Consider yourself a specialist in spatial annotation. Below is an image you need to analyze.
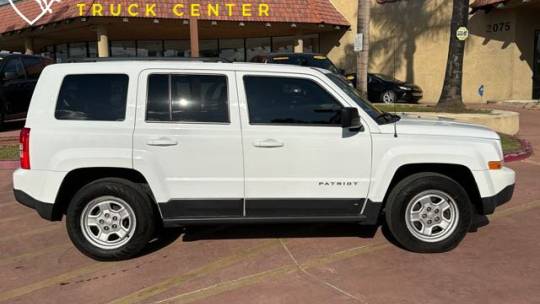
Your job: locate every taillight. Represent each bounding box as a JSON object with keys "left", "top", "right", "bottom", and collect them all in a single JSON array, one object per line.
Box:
[{"left": 20, "top": 128, "right": 30, "bottom": 169}]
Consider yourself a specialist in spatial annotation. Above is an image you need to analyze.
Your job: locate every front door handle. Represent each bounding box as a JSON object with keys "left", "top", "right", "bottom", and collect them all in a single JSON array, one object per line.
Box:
[
  {"left": 253, "top": 139, "right": 284, "bottom": 148},
  {"left": 147, "top": 137, "right": 178, "bottom": 147}
]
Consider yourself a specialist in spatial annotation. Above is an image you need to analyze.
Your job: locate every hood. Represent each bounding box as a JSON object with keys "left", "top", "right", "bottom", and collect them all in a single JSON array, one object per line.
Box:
[{"left": 379, "top": 115, "right": 500, "bottom": 140}]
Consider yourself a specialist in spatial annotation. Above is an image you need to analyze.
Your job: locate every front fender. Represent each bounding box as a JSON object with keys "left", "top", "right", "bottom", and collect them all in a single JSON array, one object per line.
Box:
[{"left": 368, "top": 134, "right": 501, "bottom": 202}]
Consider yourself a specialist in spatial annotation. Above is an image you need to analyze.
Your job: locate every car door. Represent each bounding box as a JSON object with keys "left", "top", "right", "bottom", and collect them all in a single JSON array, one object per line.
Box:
[
  {"left": 0, "top": 57, "right": 27, "bottom": 120},
  {"left": 133, "top": 69, "right": 244, "bottom": 220},
  {"left": 236, "top": 72, "right": 372, "bottom": 218}
]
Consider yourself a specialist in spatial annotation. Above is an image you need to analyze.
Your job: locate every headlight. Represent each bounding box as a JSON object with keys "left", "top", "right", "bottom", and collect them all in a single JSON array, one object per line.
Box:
[{"left": 398, "top": 86, "right": 412, "bottom": 91}]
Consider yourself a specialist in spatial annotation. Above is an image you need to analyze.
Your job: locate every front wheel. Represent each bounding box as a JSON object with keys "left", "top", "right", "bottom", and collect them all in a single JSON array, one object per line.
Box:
[
  {"left": 66, "top": 178, "right": 156, "bottom": 261},
  {"left": 381, "top": 90, "right": 397, "bottom": 104},
  {"left": 384, "top": 173, "right": 472, "bottom": 253}
]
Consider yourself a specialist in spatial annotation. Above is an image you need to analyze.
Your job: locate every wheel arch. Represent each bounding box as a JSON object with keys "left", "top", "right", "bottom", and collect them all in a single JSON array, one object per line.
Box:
[
  {"left": 381, "top": 163, "right": 482, "bottom": 213},
  {"left": 51, "top": 167, "right": 158, "bottom": 221}
]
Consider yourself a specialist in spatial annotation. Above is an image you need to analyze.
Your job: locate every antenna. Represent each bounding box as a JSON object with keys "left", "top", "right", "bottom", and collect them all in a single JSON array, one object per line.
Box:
[{"left": 393, "top": 100, "right": 398, "bottom": 138}]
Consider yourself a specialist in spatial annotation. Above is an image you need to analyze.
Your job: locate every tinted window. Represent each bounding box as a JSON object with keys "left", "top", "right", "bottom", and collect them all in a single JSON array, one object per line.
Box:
[
  {"left": 22, "top": 57, "right": 45, "bottom": 79},
  {"left": 147, "top": 74, "right": 229, "bottom": 123},
  {"left": 3, "top": 58, "right": 25, "bottom": 80},
  {"left": 244, "top": 76, "right": 342, "bottom": 125},
  {"left": 55, "top": 74, "right": 128, "bottom": 121}
]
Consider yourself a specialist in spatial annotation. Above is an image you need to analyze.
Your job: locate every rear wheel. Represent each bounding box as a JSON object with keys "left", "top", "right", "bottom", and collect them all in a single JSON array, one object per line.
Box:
[
  {"left": 66, "top": 178, "right": 156, "bottom": 261},
  {"left": 384, "top": 173, "right": 472, "bottom": 253}
]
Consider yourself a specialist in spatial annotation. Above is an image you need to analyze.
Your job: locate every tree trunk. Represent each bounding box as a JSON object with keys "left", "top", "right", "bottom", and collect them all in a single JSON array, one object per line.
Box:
[
  {"left": 356, "top": 0, "right": 370, "bottom": 94},
  {"left": 437, "top": 0, "right": 469, "bottom": 111}
]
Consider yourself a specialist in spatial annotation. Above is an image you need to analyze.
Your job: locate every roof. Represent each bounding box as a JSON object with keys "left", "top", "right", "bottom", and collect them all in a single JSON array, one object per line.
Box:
[
  {"left": 0, "top": 0, "right": 349, "bottom": 34},
  {"left": 45, "top": 60, "right": 333, "bottom": 75}
]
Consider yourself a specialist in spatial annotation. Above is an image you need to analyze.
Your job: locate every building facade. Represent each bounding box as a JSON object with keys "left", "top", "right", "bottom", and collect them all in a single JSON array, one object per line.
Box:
[{"left": 0, "top": 0, "right": 539, "bottom": 103}]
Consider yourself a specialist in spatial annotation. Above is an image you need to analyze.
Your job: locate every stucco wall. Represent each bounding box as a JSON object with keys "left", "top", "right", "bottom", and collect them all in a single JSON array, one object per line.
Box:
[{"left": 325, "top": 0, "right": 538, "bottom": 103}]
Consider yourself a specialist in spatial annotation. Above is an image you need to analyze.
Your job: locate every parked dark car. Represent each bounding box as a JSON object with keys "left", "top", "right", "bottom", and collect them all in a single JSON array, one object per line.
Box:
[
  {"left": 0, "top": 54, "right": 54, "bottom": 128},
  {"left": 365, "top": 73, "right": 423, "bottom": 104},
  {"left": 252, "top": 53, "right": 423, "bottom": 103}
]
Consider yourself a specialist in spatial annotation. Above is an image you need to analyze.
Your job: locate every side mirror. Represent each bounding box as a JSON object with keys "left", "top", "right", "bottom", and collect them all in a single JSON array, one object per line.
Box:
[
  {"left": 3, "top": 71, "right": 17, "bottom": 81},
  {"left": 341, "top": 107, "right": 362, "bottom": 130}
]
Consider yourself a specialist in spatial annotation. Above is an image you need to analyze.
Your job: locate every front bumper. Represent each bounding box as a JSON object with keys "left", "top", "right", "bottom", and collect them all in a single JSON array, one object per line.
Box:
[
  {"left": 13, "top": 189, "right": 57, "bottom": 221},
  {"left": 479, "top": 184, "right": 515, "bottom": 215}
]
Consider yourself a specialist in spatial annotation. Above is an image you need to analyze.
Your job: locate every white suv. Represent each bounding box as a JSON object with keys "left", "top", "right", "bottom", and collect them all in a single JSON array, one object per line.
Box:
[{"left": 13, "top": 60, "right": 515, "bottom": 260}]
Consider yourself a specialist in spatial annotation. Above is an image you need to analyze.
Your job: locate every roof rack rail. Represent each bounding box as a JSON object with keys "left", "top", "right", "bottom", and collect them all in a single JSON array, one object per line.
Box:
[{"left": 63, "top": 57, "right": 231, "bottom": 63}]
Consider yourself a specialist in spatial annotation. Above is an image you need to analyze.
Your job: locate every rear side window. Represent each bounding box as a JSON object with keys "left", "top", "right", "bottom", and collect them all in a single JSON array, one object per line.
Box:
[
  {"left": 55, "top": 74, "right": 128, "bottom": 121},
  {"left": 146, "top": 74, "right": 229, "bottom": 123},
  {"left": 244, "top": 76, "right": 342, "bottom": 125}
]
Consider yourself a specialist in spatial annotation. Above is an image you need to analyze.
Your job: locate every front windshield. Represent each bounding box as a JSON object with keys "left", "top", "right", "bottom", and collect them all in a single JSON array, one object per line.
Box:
[{"left": 326, "top": 73, "right": 383, "bottom": 121}]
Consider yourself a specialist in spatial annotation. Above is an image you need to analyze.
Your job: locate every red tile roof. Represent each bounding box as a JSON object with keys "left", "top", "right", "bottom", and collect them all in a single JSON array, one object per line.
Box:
[
  {"left": 0, "top": 0, "right": 349, "bottom": 34},
  {"left": 470, "top": 0, "right": 507, "bottom": 8}
]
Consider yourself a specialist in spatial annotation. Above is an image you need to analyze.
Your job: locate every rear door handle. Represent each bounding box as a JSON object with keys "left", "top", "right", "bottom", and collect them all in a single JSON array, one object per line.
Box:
[
  {"left": 253, "top": 139, "right": 284, "bottom": 148},
  {"left": 146, "top": 137, "right": 178, "bottom": 147}
]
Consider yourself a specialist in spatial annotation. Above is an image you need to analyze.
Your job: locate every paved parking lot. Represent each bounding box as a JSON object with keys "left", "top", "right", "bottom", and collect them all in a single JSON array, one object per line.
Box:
[{"left": 1, "top": 107, "right": 539, "bottom": 304}]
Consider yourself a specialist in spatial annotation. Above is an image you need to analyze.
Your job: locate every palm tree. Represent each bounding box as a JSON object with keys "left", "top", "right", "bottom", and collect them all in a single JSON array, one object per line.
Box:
[
  {"left": 437, "top": 0, "right": 469, "bottom": 111},
  {"left": 356, "top": 0, "right": 370, "bottom": 94}
]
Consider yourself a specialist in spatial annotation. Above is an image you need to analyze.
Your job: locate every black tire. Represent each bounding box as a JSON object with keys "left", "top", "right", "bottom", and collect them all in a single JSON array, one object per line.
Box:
[
  {"left": 384, "top": 173, "right": 472, "bottom": 253},
  {"left": 66, "top": 178, "right": 156, "bottom": 261}
]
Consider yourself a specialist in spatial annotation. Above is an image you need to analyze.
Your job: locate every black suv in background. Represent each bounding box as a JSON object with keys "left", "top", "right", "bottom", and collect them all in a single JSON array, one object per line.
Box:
[{"left": 0, "top": 54, "right": 54, "bottom": 128}]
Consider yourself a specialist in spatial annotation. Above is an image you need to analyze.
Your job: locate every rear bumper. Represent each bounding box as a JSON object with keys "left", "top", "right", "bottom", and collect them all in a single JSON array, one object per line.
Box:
[
  {"left": 479, "top": 184, "right": 515, "bottom": 215},
  {"left": 13, "top": 189, "right": 57, "bottom": 221}
]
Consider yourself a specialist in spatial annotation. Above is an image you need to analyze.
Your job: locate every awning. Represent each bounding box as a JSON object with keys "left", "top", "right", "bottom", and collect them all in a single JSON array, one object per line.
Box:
[{"left": 0, "top": 0, "right": 349, "bottom": 34}]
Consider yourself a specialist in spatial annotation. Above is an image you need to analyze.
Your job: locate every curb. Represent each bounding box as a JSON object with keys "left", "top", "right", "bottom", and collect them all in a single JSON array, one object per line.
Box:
[
  {"left": 504, "top": 139, "right": 533, "bottom": 163},
  {"left": 0, "top": 160, "right": 18, "bottom": 170}
]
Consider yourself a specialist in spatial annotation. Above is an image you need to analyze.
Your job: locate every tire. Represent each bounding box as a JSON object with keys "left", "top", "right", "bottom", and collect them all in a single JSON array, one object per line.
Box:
[
  {"left": 66, "top": 178, "right": 157, "bottom": 261},
  {"left": 381, "top": 90, "right": 397, "bottom": 104},
  {"left": 384, "top": 173, "right": 472, "bottom": 253}
]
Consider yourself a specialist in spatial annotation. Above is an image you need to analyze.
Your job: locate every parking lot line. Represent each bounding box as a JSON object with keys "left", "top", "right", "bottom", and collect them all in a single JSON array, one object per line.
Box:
[
  {"left": 0, "top": 212, "right": 34, "bottom": 224},
  {"left": 0, "top": 225, "right": 60, "bottom": 243},
  {"left": 0, "top": 262, "right": 108, "bottom": 303},
  {"left": 107, "top": 240, "right": 280, "bottom": 304},
  {"left": 0, "top": 244, "right": 72, "bottom": 267},
  {"left": 155, "top": 243, "right": 389, "bottom": 304}
]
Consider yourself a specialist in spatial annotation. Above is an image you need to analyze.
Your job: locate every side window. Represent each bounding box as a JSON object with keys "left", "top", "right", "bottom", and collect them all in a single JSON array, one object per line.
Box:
[
  {"left": 55, "top": 74, "right": 129, "bottom": 121},
  {"left": 2, "top": 58, "right": 25, "bottom": 80},
  {"left": 244, "top": 76, "right": 342, "bottom": 125},
  {"left": 22, "top": 57, "right": 45, "bottom": 79},
  {"left": 146, "top": 74, "right": 229, "bottom": 123}
]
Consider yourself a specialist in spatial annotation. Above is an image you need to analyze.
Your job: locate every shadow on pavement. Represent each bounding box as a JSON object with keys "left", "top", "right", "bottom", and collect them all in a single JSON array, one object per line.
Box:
[{"left": 181, "top": 223, "right": 379, "bottom": 242}]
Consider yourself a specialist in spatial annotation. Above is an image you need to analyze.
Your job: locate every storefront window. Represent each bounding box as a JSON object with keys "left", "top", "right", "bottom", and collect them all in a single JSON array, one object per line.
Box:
[
  {"left": 272, "top": 36, "right": 295, "bottom": 53},
  {"left": 55, "top": 44, "right": 68, "bottom": 62},
  {"left": 88, "top": 42, "right": 98, "bottom": 57},
  {"left": 200, "top": 40, "right": 219, "bottom": 57},
  {"left": 164, "top": 40, "right": 190, "bottom": 57},
  {"left": 111, "top": 41, "right": 136, "bottom": 57},
  {"left": 137, "top": 40, "right": 163, "bottom": 57},
  {"left": 246, "top": 38, "right": 271, "bottom": 61},
  {"left": 219, "top": 39, "right": 245, "bottom": 62},
  {"left": 303, "top": 34, "right": 320, "bottom": 53},
  {"left": 69, "top": 42, "right": 87, "bottom": 58}
]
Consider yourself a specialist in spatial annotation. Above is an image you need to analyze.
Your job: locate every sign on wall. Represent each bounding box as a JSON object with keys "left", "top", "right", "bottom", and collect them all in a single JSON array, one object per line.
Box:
[{"left": 456, "top": 27, "right": 469, "bottom": 41}]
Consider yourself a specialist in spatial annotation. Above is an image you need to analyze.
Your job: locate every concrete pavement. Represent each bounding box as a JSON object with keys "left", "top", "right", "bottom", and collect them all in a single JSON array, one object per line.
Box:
[{"left": 0, "top": 107, "right": 539, "bottom": 304}]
